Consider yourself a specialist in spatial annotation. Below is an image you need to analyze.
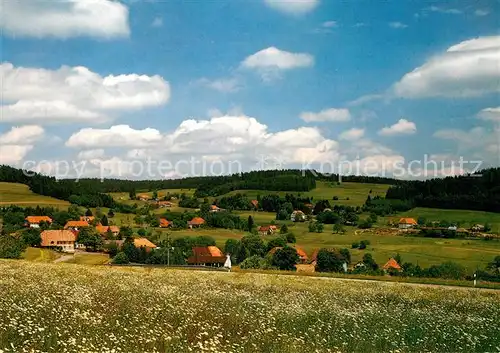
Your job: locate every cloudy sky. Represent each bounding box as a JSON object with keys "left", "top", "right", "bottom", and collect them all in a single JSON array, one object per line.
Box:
[{"left": 1, "top": 0, "right": 499, "bottom": 179}]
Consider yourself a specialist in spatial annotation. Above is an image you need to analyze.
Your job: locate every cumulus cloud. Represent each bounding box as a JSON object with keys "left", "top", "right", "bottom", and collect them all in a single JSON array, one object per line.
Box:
[
  {"left": 426, "top": 6, "right": 462, "bottom": 15},
  {"left": 263, "top": 0, "right": 319, "bottom": 15},
  {"left": 478, "top": 107, "right": 500, "bottom": 122},
  {"left": 77, "top": 149, "right": 106, "bottom": 160},
  {"left": 1, "top": 62, "right": 170, "bottom": 124},
  {"left": 0, "top": 0, "right": 130, "bottom": 39},
  {"left": 300, "top": 108, "right": 351, "bottom": 122},
  {"left": 66, "top": 125, "right": 163, "bottom": 148},
  {"left": 241, "top": 47, "right": 314, "bottom": 80},
  {"left": 393, "top": 36, "right": 500, "bottom": 98},
  {"left": 1, "top": 100, "right": 109, "bottom": 124},
  {"left": 378, "top": 119, "right": 417, "bottom": 136},
  {"left": 0, "top": 125, "right": 44, "bottom": 165},
  {"left": 339, "top": 128, "right": 365, "bottom": 140}
]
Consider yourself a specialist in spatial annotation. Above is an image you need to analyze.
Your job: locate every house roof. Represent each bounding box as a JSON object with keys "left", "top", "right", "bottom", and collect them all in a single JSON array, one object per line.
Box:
[
  {"left": 64, "top": 220, "right": 90, "bottom": 229},
  {"left": 188, "top": 217, "right": 205, "bottom": 225},
  {"left": 134, "top": 238, "right": 157, "bottom": 249},
  {"left": 399, "top": 218, "right": 417, "bottom": 225},
  {"left": 157, "top": 201, "right": 172, "bottom": 205},
  {"left": 95, "top": 225, "right": 119, "bottom": 234},
  {"left": 187, "top": 246, "right": 225, "bottom": 264},
  {"left": 137, "top": 194, "right": 150, "bottom": 199},
  {"left": 41, "top": 230, "right": 76, "bottom": 247},
  {"left": 382, "top": 258, "right": 402, "bottom": 270},
  {"left": 210, "top": 205, "right": 219, "bottom": 210},
  {"left": 25, "top": 216, "right": 52, "bottom": 224},
  {"left": 80, "top": 216, "right": 95, "bottom": 222},
  {"left": 159, "top": 218, "right": 170, "bottom": 227},
  {"left": 251, "top": 199, "right": 258, "bottom": 207},
  {"left": 258, "top": 226, "right": 270, "bottom": 231}
]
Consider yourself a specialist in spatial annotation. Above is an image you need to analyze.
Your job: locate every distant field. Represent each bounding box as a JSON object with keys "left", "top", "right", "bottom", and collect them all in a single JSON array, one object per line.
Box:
[
  {"left": 221, "top": 181, "right": 390, "bottom": 206},
  {"left": 63, "top": 253, "right": 110, "bottom": 265},
  {"left": 0, "top": 182, "right": 69, "bottom": 208},
  {"left": 385, "top": 207, "right": 500, "bottom": 233},
  {"left": 109, "top": 188, "right": 195, "bottom": 202},
  {"left": 1, "top": 261, "right": 498, "bottom": 352}
]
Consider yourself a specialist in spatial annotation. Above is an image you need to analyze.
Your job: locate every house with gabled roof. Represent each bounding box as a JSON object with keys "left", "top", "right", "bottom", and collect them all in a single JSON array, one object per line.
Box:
[
  {"left": 41, "top": 230, "right": 77, "bottom": 253},
  {"left": 134, "top": 238, "right": 157, "bottom": 251},
  {"left": 382, "top": 258, "right": 402, "bottom": 272},
  {"left": 291, "top": 210, "right": 306, "bottom": 222},
  {"left": 95, "top": 225, "right": 120, "bottom": 237},
  {"left": 80, "top": 216, "right": 95, "bottom": 223},
  {"left": 188, "top": 217, "right": 205, "bottom": 228},
  {"left": 64, "top": 220, "right": 90, "bottom": 231},
  {"left": 159, "top": 218, "right": 171, "bottom": 228},
  {"left": 25, "top": 216, "right": 52, "bottom": 228},
  {"left": 187, "top": 246, "right": 226, "bottom": 266},
  {"left": 398, "top": 218, "right": 418, "bottom": 229}
]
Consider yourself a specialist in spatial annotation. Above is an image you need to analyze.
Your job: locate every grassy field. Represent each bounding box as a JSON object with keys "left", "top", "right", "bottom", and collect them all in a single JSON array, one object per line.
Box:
[
  {"left": 1, "top": 261, "right": 498, "bottom": 352},
  {"left": 221, "top": 181, "right": 389, "bottom": 206},
  {"left": 22, "top": 247, "right": 61, "bottom": 262},
  {"left": 0, "top": 182, "right": 69, "bottom": 208},
  {"left": 384, "top": 207, "right": 500, "bottom": 233},
  {"left": 109, "top": 188, "right": 195, "bottom": 202}
]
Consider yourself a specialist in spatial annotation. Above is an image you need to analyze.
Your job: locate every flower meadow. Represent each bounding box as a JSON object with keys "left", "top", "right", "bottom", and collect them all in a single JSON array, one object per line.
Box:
[{"left": 0, "top": 261, "right": 499, "bottom": 353}]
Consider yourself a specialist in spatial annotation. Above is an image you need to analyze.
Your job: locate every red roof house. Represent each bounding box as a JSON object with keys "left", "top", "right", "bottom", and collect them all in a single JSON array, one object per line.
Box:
[
  {"left": 382, "top": 258, "right": 402, "bottom": 271},
  {"left": 187, "top": 246, "right": 226, "bottom": 266},
  {"left": 25, "top": 216, "right": 52, "bottom": 228},
  {"left": 159, "top": 218, "right": 171, "bottom": 228},
  {"left": 64, "top": 220, "right": 90, "bottom": 230},
  {"left": 41, "top": 230, "right": 76, "bottom": 253},
  {"left": 188, "top": 217, "right": 205, "bottom": 228}
]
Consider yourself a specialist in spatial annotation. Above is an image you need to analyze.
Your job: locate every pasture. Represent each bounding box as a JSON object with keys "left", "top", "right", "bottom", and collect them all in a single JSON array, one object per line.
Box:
[
  {"left": 0, "top": 261, "right": 498, "bottom": 352},
  {"left": 221, "top": 181, "right": 389, "bottom": 206},
  {"left": 0, "top": 182, "right": 69, "bottom": 208}
]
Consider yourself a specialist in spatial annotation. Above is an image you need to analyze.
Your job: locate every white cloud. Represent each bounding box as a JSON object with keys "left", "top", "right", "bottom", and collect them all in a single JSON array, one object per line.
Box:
[
  {"left": 339, "top": 128, "right": 365, "bottom": 140},
  {"left": 393, "top": 36, "right": 500, "bottom": 98},
  {"left": 0, "top": 0, "right": 130, "bottom": 39},
  {"left": 0, "top": 125, "right": 44, "bottom": 165},
  {"left": 66, "top": 125, "right": 163, "bottom": 148},
  {"left": 322, "top": 21, "right": 337, "bottom": 28},
  {"left": 300, "top": 108, "right": 351, "bottom": 122},
  {"left": 0, "top": 125, "right": 44, "bottom": 145},
  {"left": 1, "top": 62, "right": 170, "bottom": 124},
  {"left": 0, "top": 145, "right": 34, "bottom": 165},
  {"left": 263, "top": 0, "right": 319, "bottom": 15},
  {"left": 196, "top": 77, "right": 241, "bottom": 93},
  {"left": 151, "top": 17, "right": 163, "bottom": 27},
  {"left": 1, "top": 100, "right": 109, "bottom": 124},
  {"left": 77, "top": 149, "right": 106, "bottom": 160},
  {"left": 389, "top": 22, "right": 408, "bottom": 29},
  {"left": 474, "top": 9, "right": 490, "bottom": 16},
  {"left": 378, "top": 119, "right": 417, "bottom": 136},
  {"left": 426, "top": 6, "right": 462, "bottom": 15},
  {"left": 478, "top": 107, "right": 500, "bottom": 122},
  {"left": 241, "top": 47, "right": 314, "bottom": 80}
]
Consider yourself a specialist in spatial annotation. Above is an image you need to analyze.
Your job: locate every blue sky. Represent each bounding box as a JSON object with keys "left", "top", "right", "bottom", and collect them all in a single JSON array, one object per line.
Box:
[{"left": 1, "top": 0, "right": 499, "bottom": 179}]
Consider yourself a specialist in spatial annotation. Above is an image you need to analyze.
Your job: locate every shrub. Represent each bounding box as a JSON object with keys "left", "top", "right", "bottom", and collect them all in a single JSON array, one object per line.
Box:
[
  {"left": 315, "top": 249, "right": 347, "bottom": 272},
  {"left": 266, "top": 237, "right": 287, "bottom": 252},
  {"left": 0, "top": 235, "right": 24, "bottom": 259},
  {"left": 351, "top": 242, "right": 359, "bottom": 249},
  {"left": 285, "top": 232, "right": 296, "bottom": 244},
  {"left": 112, "top": 252, "right": 129, "bottom": 264},
  {"left": 280, "top": 224, "right": 288, "bottom": 234}
]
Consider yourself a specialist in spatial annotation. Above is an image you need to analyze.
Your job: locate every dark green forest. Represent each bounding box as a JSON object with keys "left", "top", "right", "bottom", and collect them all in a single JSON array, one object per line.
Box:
[{"left": 386, "top": 168, "right": 500, "bottom": 212}]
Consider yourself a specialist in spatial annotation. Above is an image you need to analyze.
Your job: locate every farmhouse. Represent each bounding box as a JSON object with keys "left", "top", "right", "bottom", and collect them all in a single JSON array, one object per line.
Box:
[
  {"left": 159, "top": 218, "right": 171, "bottom": 228},
  {"left": 80, "top": 216, "right": 95, "bottom": 223},
  {"left": 95, "top": 225, "right": 120, "bottom": 237},
  {"left": 382, "top": 258, "right": 402, "bottom": 272},
  {"left": 251, "top": 199, "right": 259, "bottom": 209},
  {"left": 188, "top": 217, "right": 205, "bottom": 228},
  {"left": 157, "top": 201, "right": 172, "bottom": 208},
  {"left": 290, "top": 210, "right": 306, "bottom": 222},
  {"left": 471, "top": 224, "right": 485, "bottom": 232},
  {"left": 25, "top": 216, "right": 52, "bottom": 228},
  {"left": 64, "top": 220, "right": 90, "bottom": 231},
  {"left": 398, "top": 218, "right": 418, "bottom": 229},
  {"left": 134, "top": 238, "right": 157, "bottom": 251},
  {"left": 187, "top": 246, "right": 226, "bottom": 266},
  {"left": 258, "top": 225, "right": 278, "bottom": 235},
  {"left": 209, "top": 205, "right": 225, "bottom": 213},
  {"left": 41, "top": 230, "right": 76, "bottom": 253}
]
